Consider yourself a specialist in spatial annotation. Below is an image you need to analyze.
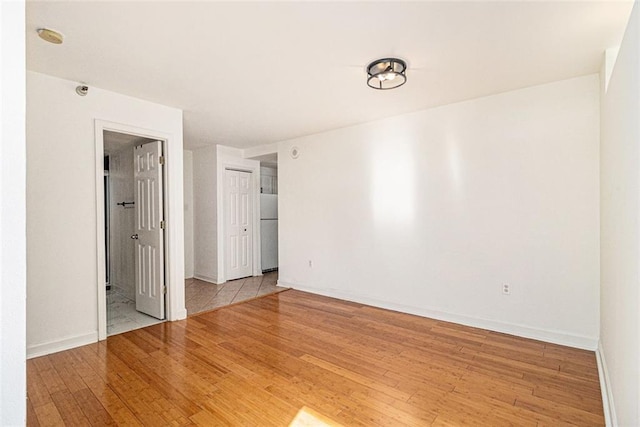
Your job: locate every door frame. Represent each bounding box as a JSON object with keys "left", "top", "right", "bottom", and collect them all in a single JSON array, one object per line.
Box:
[
  {"left": 216, "top": 154, "right": 261, "bottom": 283},
  {"left": 94, "top": 119, "right": 186, "bottom": 340}
]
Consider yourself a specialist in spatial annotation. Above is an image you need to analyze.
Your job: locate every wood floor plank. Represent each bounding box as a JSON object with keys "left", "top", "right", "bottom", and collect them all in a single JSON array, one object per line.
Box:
[
  {"left": 300, "top": 354, "right": 410, "bottom": 401},
  {"left": 533, "top": 383, "right": 604, "bottom": 414},
  {"left": 522, "top": 370, "right": 602, "bottom": 399},
  {"left": 189, "top": 408, "right": 236, "bottom": 426},
  {"left": 48, "top": 352, "right": 88, "bottom": 394},
  {"left": 63, "top": 347, "right": 142, "bottom": 426},
  {"left": 515, "top": 393, "right": 605, "bottom": 425},
  {"left": 49, "top": 390, "right": 91, "bottom": 427},
  {"left": 32, "top": 357, "right": 68, "bottom": 396},
  {"left": 32, "top": 402, "right": 65, "bottom": 427},
  {"left": 81, "top": 382, "right": 143, "bottom": 426},
  {"left": 72, "top": 388, "right": 117, "bottom": 426},
  {"left": 26, "top": 396, "right": 42, "bottom": 427},
  {"left": 28, "top": 289, "right": 605, "bottom": 426},
  {"left": 27, "top": 363, "right": 54, "bottom": 408}
]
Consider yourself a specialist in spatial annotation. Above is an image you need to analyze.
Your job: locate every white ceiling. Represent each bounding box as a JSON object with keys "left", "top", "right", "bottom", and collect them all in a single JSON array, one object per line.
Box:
[{"left": 26, "top": 1, "right": 633, "bottom": 150}]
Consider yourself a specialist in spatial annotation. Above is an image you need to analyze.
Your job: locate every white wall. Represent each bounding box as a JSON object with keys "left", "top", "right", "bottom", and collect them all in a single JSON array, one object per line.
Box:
[
  {"left": 27, "top": 71, "right": 186, "bottom": 357},
  {"left": 108, "top": 145, "right": 135, "bottom": 299},
  {"left": 0, "top": 0, "right": 26, "bottom": 423},
  {"left": 600, "top": 1, "right": 640, "bottom": 425},
  {"left": 278, "top": 75, "right": 600, "bottom": 349},
  {"left": 192, "top": 145, "right": 262, "bottom": 284},
  {"left": 184, "top": 150, "right": 194, "bottom": 278},
  {"left": 193, "top": 145, "right": 218, "bottom": 282}
]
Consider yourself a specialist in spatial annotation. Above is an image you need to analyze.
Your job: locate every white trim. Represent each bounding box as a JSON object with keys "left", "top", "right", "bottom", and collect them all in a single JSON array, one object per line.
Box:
[
  {"left": 172, "top": 308, "right": 188, "bottom": 320},
  {"left": 194, "top": 274, "right": 220, "bottom": 284},
  {"left": 596, "top": 342, "right": 617, "bottom": 427},
  {"left": 278, "top": 281, "right": 599, "bottom": 350},
  {"left": 216, "top": 151, "right": 261, "bottom": 283},
  {"left": 27, "top": 332, "right": 98, "bottom": 359},
  {"left": 94, "top": 124, "right": 108, "bottom": 340},
  {"left": 94, "top": 120, "right": 186, "bottom": 341}
]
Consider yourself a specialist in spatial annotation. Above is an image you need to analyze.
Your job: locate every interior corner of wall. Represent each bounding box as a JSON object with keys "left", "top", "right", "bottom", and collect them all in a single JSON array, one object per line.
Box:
[
  {"left": 596, "top": 341, "right": 618, "bottom": 427},
  {"left": 604, "top": 46, "right": 621, "bottom": 94}
]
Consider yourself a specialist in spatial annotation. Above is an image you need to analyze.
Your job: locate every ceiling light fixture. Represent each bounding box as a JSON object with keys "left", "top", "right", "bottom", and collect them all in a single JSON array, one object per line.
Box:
[
  {"left": 366, "top": 58, "right": 407, "bottom": 90},
  {"left": 37, "top": 28, "right": 64, "bottom": 44}
]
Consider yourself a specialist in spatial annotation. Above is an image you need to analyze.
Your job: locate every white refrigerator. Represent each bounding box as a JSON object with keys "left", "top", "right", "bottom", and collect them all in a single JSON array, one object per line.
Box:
[{"left": 260, "top": 194, "right": 278, "bottom": 272}]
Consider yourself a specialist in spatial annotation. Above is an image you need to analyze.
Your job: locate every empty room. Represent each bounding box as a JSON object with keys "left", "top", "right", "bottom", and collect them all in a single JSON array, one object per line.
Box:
[{"left": 1, "top": 0, "right": 639, "bottom": 425}]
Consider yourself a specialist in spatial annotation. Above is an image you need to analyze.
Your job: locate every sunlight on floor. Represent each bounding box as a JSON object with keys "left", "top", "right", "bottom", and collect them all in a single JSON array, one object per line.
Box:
[{"left": 289, "top": 406, "right": 342, "bottom": 427}]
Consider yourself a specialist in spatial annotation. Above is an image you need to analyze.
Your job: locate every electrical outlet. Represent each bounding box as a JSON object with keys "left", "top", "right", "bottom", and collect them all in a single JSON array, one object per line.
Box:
[
  {"left": 502, "top": 283, "right": 511, "bottom": 295},
  {"left": 308, "top": 260, "right": 313, "bottom": 268}
]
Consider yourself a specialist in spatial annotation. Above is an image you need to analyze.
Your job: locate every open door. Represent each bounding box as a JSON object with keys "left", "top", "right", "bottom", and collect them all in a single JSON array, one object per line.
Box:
[{"left": 133, "top": 141, "right": 165, "bottom": 319}]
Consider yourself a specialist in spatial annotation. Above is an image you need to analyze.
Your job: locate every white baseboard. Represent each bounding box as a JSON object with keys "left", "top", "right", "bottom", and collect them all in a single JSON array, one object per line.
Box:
[
  {"left": 27, "top": 331, "right": 98, "bottom": 359},
  {"left": 279, "top": 281, "right": 598, "bottom": 351},
  {"left": 194, "top": 274, "right": 220, "bottom": 284},
  {"left": 170, "top": 308, "right": 188, "bottom": 321},
  {"left": 596, "top": 342, "right": 617, "bottom": 427}
]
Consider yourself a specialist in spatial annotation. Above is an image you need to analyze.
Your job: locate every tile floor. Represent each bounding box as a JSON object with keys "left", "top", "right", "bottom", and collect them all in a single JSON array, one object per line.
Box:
[
  {"left": 106, "top": 290, "right": 164, "bottom": 336},
  {"left": 185, "top": 271, "right": 284, "bottom": 315},
  {"left": 106, "top": 271, "right": 284, "bottom": 336}
]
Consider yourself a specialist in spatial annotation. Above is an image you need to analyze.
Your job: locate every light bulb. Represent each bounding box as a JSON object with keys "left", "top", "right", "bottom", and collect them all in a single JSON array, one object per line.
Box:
[{"left": 378, "top": 72, "right": 396, "bottom": 82}]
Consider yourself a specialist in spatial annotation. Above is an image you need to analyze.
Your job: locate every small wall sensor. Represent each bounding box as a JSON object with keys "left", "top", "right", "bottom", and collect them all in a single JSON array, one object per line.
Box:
[
  {"left": 290, "top": 146, "right": 300, "bottom": 159},
  {"left": 76, "top": 85, "right": 89, "bottom": 96}
]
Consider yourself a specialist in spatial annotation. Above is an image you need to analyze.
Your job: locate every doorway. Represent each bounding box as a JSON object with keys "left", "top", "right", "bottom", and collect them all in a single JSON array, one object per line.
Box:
[
  {"left": 258, "top": 162, "right": 278, "bottom": 274},
  {"left": 246, "top": 152, "right": 279, "bottom": 275},
  {"left": 215, "top": 155, "right": 261, "bottom": 284},
  {"left": 102, "top": 130, "right": 166, "bottom": 336}
]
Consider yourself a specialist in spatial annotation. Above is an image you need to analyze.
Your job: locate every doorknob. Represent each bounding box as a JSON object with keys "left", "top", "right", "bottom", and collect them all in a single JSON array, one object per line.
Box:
[{"left": 130, "top": 234, "right": 139, "bottom": 240}]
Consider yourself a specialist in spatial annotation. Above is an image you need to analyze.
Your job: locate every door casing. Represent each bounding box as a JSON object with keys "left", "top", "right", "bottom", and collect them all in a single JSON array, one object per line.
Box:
[
  {"left": 94, "top": 120, "right": 186, "bottom": 340},
  {"left": 216, "top": 154, "right": 261, "bottom": 284}
]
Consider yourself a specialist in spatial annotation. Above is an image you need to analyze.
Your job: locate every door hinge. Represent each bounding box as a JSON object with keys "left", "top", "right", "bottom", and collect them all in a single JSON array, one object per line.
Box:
[
  {"left": 160, "top": 220, "right": 166, "bottom": 229},
  {"left": 159, "top": 156, "right": 165, "bottom": 165},
  {"left": 163, "top": 286, "right": 167, "bottom": 294}
]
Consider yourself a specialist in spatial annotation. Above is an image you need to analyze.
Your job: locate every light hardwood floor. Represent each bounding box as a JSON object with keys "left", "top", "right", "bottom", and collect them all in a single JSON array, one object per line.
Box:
[{"left": 27, "top": 290, "right": 604, "bottom": 426}]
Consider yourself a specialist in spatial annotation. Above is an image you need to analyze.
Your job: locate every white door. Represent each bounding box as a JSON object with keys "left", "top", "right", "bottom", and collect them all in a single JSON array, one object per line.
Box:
[
  {"left": 133, "top": 141, "right": 165, "bottom": 319},
  {"left": 225, "top": 169, "right": 253, "bottom": 280}
]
